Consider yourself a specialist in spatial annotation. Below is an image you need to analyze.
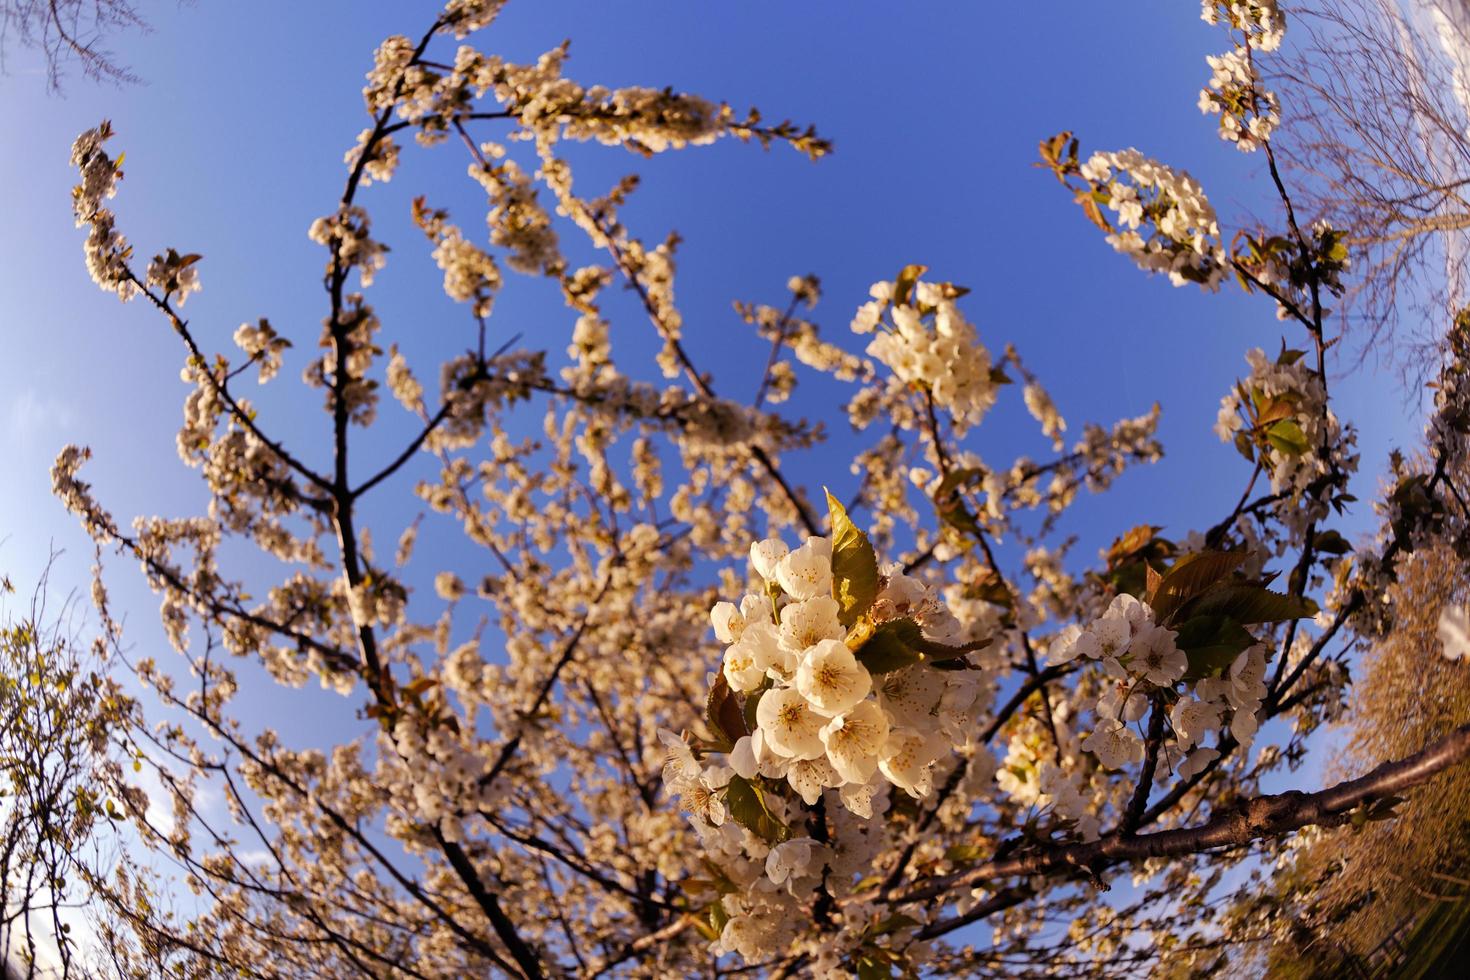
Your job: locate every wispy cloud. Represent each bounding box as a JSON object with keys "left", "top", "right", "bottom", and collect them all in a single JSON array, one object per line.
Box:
[{"left": 6, "top": 386, "right": 74, "bottom": 452}]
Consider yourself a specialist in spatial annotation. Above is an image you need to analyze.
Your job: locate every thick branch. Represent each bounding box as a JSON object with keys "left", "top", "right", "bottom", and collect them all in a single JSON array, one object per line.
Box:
[{"left": 887, "top": 718, "right": 1470, "bottom": 905}]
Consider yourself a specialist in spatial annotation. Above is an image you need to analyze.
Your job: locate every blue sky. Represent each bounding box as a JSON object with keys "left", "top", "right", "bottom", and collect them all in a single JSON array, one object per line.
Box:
[
  {"left": 0, "top": 0, "right": 1428, "bottom": 955},
  {"left": 0, "top": 0, "right": 1420, "bottom": 598}
]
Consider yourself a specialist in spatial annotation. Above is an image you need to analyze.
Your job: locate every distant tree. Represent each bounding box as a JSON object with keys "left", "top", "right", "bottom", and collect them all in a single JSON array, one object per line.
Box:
[
  {"left": 26, "top": 0, "right": 1470, "bottom": 976},
  {"left": 0, "top": 565, "right": 130, "bottom": 978},
  {"left": 0, "top": 0, "right": 146, "bottom": 88},
  {"left": 1276, "top": 0, "right": 1470, "bottom": 365}
]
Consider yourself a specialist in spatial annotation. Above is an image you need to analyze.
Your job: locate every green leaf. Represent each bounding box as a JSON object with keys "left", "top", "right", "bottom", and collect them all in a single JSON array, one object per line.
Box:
[
  {"left": 853, "top": 618, "right": 991, "bottom": 675},
  {"left": 403, "top": 676, "right": 437, "bottom": 698},
  {"left": 854, "top": 619, "right": 924, "bottom": 674},
  {"left": 1266, "top": 418, "right": 1311, "bottom": 457},
  {"left": 826, "top": 490, "right": 879, "bottom": 628},
  {"left": 856, "top": 957, "right": 895, "bottom": 980},
  {"left": 1175, "top": 615, "right": 1256, "bottom": 680},
  {"left": 1145, "top": 561, "right": 1163, "bottom": 598},
  {"left": 1148, "top": 551, "right": 1248, "bottom": 624},
  {"left": 926, "top": 657, "right": 984, "bottom": 670},
  {"left": 1366, "top": 795, "right": 1406, "bottom": 821},
  {"left": 1313, "top": 529, "right": 1352, "bottom": 556},
  {"left": 1183, "top": 584, "right": 1318, "bottom": 625},
  {"left": 725, "top": 775, "right": 789, "bottom": 843},
  {"left": 693, "top": 901, "right": 726, "bottom": 941}
]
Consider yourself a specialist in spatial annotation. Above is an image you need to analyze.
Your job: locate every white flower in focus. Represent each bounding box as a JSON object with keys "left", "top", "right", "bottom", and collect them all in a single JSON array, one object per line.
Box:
[
  {"left": 720, "top": 915, "right": 771, "bottom": 961},
  {"left": 750, "top": 538, "right": 789, "bottom": 582},
  {"left": 875, "top": 570, "right": 929, "bottom": 618},
  {"left": 1439, "top": 605, "right": 1470, "bottom": 661},
  {"left": 1091, "top": 615, "right": 1131, "bottom": 661},
  {"left": 779, "top": 596, "right": 845, "bottom": 654},
  {"left": 795, "top": 639, "right": 871, "bottom": 716},
  {"left": 711, "top": 601, "right": 744, "bottom": 644},
  {"left": 1228, "top": 645, "right": 1269, "bottom": 707},
  {"left": 723, "top": 621, "right": 785, "bottom": 691},
  {"left": 756, "top": 687, "right": 827, "bottom": 760},
  {"left": 1170, "top": 697, "right": 1223, "bottom": 749},
  {"left": 820, "top": 700, "right": 890, "bottom": 784},
  {"left": 1231, "top": 704, "right": 1262, "bottom": 747},
  {"left": 678, "top": 765, "right": 731, "bottom": 826},
  {"left": 1082, "top": 721, "right": 1145, "bottom": 770},
  {"left": 1107, "top": 593, "right": 1151, "bottom": 628},
  {"left": 776, "top": 536, "right": 833, "bottom": 601},
  {"left": 1129, "top": 622, "right": 1186, "bottom": 687},
  {"left": 1096, "top": 683, "right": 1148, "bottom": 724}
]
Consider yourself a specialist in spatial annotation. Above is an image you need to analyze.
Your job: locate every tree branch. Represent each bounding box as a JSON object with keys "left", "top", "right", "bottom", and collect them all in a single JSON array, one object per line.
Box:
[{"left": 885, "top": 717, "right": 1470, "bottom": 906}]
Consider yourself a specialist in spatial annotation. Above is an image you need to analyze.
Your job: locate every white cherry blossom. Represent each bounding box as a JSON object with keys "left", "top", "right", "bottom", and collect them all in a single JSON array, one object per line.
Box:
[
  {"left": 756, "top": 687, "right": 827, "bottom": 760},
  {"left": 1129, "top": 622, "right": 1186, "bottom": 687},
  {"left": 1170, "top": 697, "right": 1223, "bottom": 749},
  {"left": 750, "top": 538, "right": 790, "bottom": 582},
  {"left": 794, "top": 638, "right": 871, "bottom": 716},
  {"left": 819, "top": 700, "right": 891, "bottom": 784},
  {"left": 775, "top": 536, "right": 833, "bottom": 601},
  {"left": 779, "top": 595, "right": 845, "bottom": 655},
  {"left": 1082, "top": 721, "right": 1146, "bottom": 770}
]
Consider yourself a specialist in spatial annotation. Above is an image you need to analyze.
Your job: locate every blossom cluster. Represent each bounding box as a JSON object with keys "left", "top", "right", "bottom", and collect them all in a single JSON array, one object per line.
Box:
[
  {"left": 146, "top": 248, "right": 202, "bottom": 306},
  {"left": 1201, "top": 0, "right": 1286, "bottom": 53},
  {"left": 70, "top": 122, "right": 138, "bottom": 301},
  {"left": 1215, "top": 347, "right": 1359, "bottom": 540},
  {"left": 1198, "top": 2, "right": 1284, "bottom": 151},
  {"left": 413, "top": 198, "right": 502, "bottom": 318},
  {"left": 51, "top": 0, "right": 1436, "bottom": 973},
  {"left": 1198, "top": 48, "right": 1279, "bottom": 152},
  {"left": 1077, "top": 149, "right": 1227, "bottom": 290},
  {"left": 1052, "top": 593, "right": 1268, "bottom": 784},
  {"left": 723, "top": 538, "right": 979, "bottom": 808},
  {"left": 307, "top": 205, "right": 388, "bottom": 288},
  {"left": 851, "top": 274, "right": 997, "bottom": 430},
  {"left": 663, "top": 516, "right": 989, "bottom": 967},
  {"left": 232, "top": 319, "right": 291, "bottom": 384}
]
